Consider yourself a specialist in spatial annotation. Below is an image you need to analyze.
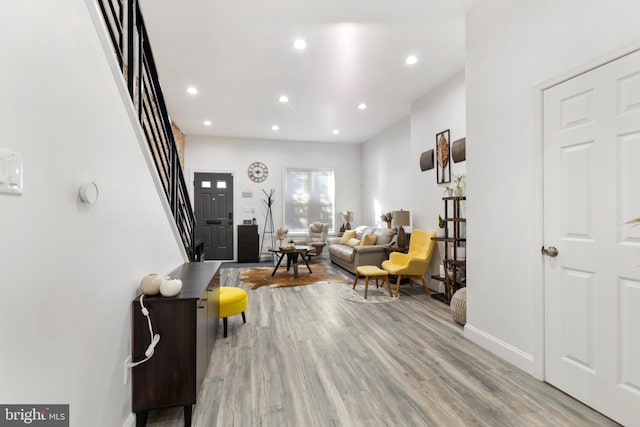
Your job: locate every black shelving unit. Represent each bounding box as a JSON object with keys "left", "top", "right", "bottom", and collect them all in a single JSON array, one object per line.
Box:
[{"left": 431, "top": 196, "right": 466, "bottom": 304}]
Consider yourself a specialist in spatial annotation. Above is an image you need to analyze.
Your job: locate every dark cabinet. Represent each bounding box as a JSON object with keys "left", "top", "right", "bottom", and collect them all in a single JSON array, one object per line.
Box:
[
  {"left": 132, "top": 262, "right": 220, "bottom": 426},
  {"left": 237, "top": 224, "right": 259, "bottom": 262}
]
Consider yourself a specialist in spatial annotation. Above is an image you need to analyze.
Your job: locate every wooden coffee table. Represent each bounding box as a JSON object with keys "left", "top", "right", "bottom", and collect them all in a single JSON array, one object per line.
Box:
[{"left": 269, "top": 246, "right": 313, "bottom": 278}]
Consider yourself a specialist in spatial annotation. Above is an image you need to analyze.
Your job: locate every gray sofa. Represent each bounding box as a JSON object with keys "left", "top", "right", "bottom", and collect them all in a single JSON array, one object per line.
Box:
[{"left": 328, "top": 226, "right": 396, "bottom": 274}]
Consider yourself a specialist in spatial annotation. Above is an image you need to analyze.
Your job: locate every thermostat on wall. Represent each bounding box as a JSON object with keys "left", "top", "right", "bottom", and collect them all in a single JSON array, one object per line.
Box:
[{"left": 0, "top": 149, "right": 23, "bottom": 195}]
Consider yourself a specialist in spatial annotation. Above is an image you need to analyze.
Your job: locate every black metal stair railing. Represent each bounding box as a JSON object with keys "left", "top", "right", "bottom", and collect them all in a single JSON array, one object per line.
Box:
[{"left": 96, "top": 0, "right": 196, "bottom": 261}]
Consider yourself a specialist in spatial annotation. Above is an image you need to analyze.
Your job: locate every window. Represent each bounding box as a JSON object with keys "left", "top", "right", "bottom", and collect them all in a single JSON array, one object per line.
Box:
[{"left": 284, "top": 167, "right": 335, "bottom": 233}]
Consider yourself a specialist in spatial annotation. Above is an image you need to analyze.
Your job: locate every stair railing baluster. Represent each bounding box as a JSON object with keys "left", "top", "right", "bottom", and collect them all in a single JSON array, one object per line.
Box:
[{"left": 96, "top": 0, "right": 196, "bottom": 261}]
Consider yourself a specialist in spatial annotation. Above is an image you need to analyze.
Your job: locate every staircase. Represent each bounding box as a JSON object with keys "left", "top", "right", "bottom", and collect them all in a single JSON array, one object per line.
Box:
[{"left": 95, "top": 0, "right": 196, "bottom": 260}]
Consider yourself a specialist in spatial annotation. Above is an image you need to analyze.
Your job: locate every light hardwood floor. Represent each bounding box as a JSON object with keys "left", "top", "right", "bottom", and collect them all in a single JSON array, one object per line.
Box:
[{"left": 146, "top": 264, "right": 619, "bottom": 427}]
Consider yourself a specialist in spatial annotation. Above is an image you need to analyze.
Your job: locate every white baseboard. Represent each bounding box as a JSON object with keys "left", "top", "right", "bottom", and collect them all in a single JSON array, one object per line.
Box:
[
  {"left": 464, "top": 323, "right": 535, "bottom": 375},
  {"left": 122, "top": 413, "right": 135, "bottom": 427}
]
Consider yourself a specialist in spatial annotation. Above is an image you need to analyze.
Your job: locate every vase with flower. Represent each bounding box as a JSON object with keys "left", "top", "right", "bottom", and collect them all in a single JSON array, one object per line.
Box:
[
  {"left": 380, "top": 212, "right": 393, "bottom": 229},
  {"left": 275, "top": 227, "right": 288, "bottom": 248}
]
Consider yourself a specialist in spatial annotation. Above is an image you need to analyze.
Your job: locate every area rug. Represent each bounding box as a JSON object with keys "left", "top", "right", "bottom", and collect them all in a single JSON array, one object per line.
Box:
[
  {"left": 241, "top": 262, "right": 351, "bottom": 289},
  {"left": 338, "top": 282, "right": 399, "bottom": 304}
]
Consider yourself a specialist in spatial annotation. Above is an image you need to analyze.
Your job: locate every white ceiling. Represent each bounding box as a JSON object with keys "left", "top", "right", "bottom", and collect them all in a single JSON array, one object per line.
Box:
[{"left": 139, "top": 0, "right": 473, "bottom": 144}]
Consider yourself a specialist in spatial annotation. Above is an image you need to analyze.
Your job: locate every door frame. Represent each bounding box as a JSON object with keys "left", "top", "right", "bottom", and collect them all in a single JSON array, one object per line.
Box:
[
  {"left": 532, "top": 43, "right": 640, "bottom": 381},
  {"left": 189, "top": 168, "right": 238, "bottom": 261}
]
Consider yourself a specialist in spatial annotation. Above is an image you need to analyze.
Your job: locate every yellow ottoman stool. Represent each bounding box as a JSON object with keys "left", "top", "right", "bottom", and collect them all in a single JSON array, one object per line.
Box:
[
  {"left": 219, "top": 287, "right": 248, "bottom": 338},
  {"left": 353, "top": 266, "right": 393, "bottom": 299}
]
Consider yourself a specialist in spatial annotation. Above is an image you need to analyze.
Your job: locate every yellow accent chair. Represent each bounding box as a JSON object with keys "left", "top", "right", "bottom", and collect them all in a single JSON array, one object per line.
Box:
[{"left": 381, "top": 229, "right": 436, "bottom": 297}]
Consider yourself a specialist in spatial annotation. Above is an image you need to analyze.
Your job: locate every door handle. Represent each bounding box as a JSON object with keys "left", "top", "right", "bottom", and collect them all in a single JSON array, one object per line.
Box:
[{"left": 541, "top": 246, "right": 559, "bottom": 257}]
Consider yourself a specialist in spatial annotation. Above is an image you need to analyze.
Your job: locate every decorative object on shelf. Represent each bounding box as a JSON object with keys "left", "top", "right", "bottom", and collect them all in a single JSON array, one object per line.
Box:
[
  {"left": 248, "top": 161, "right": 268, "bottom": 182},
  {"left": 446, "top": 261, "right": 457, "bottom": 280},
  {"left": 140, "top": 273, "right": 163, "bottom": 296},
  {"left": 342, "top": 211, "right": 354, "bottom": 230},
  {"left": 444, "top": 174, "right": 466, "bottom": 197},
  {"left": 275, "top": 227, "right": 288, "bottom": 247},
  {"left": 453, "top": 174, "right": 466, "bottom": 197},
  {"left": 456, "top": 246, "right": 466, "bottom": 260},
  {"left": 391, "top": 210, "right": 410, "bottom": 248},
  {"left": 160, "top": 277, "right": 183, "bottom": 297},
  {"left": 437, "top": 215, "right": 446, "bottom": 237},
  {"left": 380, "top": 212, "right": 393, "bottom": 229},
  {"left": 436, "top": 129, "right": 451, "bottom": 184},
  {"left": 419, "top": 149, "right": 434, "bottom": 171},
  {"left": 452, "top": 137, "right": 466, "bottom": 163}
]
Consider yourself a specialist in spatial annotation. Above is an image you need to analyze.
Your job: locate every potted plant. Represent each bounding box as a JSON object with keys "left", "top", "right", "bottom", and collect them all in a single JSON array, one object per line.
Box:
[
  {"left": 453, "top": 174, "right": 466, "bottom": 197},
  {"left": 436, "top": 215, "right": 446, "bottom": 237}
]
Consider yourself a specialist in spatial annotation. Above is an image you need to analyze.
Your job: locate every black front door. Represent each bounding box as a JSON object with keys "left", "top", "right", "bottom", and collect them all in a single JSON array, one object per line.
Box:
[{"left": 194, "top": 172, "right": 234, "bottom": 260}]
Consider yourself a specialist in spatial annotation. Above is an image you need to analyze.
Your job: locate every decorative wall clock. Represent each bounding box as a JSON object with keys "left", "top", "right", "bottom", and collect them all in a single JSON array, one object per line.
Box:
[{"left": 248, "top": 161, "right": 269, "bottom": 182}]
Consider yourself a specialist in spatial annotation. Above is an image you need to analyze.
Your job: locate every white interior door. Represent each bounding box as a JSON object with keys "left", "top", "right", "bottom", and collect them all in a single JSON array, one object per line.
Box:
[{"left": 543, "top": 49, "right": 640, "bottom": 426}]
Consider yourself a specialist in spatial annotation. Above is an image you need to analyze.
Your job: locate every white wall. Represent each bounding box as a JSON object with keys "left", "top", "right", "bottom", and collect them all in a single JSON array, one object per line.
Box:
[
  {"left": 466, "top": 0, "right": 640, "bottom": 375},
  {"left": 361, "top": 117, "right": 413, "bottom": 227},
  {"left": 185, "top": 135, "right": 362, "bottom": 248},
  {"left": 362, "top": 71, "right": 466, "bottom": 286},
  {"left": 410, "top": 71, "right": 466, "bottom": 233},
  {"left": 0, "top": 2, "right": 185, "bottom": 425}
]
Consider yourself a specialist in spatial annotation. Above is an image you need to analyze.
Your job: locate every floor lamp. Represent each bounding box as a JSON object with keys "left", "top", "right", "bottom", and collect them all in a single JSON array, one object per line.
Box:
[{"left": 392, "top": 210, "right": 410, "bottom": 248}]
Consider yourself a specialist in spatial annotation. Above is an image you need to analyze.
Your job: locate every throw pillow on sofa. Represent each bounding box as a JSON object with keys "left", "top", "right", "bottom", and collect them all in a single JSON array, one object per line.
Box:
[
  {"left": 347, "top": 238, "right": 361, "bottom": 247},
  {"left": 360, "top": 234, "right": 378, "bottom": 245},
  {"left": 339, "top": 230, "right": 357, "bottom": 245}
]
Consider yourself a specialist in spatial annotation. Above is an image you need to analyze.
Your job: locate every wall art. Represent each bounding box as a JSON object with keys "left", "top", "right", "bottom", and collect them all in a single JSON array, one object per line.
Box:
[
  {"left": 419, "top": 149, "right": 434, "bottom": 171},
  {"left": 436, "top": 129, "right": 451, "bottom": 184},
  {"left": 452, "top": 137, "right": 466, "bottom": 163}
]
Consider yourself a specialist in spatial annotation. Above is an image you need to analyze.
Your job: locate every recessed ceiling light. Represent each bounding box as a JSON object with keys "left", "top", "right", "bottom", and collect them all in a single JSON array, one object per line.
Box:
[
  {"left": 293, "top": 38, "right": 307, "bottom": 50},
  {"left": 187, "top": 86, "right": 198, "bottom": 95},
  {"left": 405, "top": 55, "right": 418, "bottom": 65},
  {"left": 272, "top": 125, "right": 280, "bottom": 131},
  {"left": 332, "top": 129, "right": 340, "bottom": 135},
  {"left": 358, "top": 103, "right": 367, "bottom": 110},
  {"left": 203, "top": 120, "right": 212, "bottom": 126},
  {"left": 279, "top": 95, "right": 289, "bottom": 103}
]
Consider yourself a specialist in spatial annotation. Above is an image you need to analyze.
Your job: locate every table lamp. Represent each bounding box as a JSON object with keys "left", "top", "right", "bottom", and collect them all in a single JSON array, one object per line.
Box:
[
  {"left": 391, "top": 210, "right": 410, "bottom": 248},
  {"left": 342, "top": 211, "right": 354, "bottom": 230}
]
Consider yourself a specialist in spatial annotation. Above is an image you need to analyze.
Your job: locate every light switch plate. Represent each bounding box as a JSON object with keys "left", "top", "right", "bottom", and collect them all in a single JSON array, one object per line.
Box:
[{"left": 0, "top": 149, "right": 23, "bottom": 195}]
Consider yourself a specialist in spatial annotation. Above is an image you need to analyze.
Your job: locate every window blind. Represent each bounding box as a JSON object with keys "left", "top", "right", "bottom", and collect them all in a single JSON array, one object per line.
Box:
[{"left": 283, "top": 167, "right": 335, "bottom": 233}]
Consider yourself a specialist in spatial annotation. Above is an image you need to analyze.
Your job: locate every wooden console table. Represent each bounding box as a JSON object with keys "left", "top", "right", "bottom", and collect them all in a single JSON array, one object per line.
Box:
[{"left": 131, "top": 261, "right": 221, "bottom": 426}]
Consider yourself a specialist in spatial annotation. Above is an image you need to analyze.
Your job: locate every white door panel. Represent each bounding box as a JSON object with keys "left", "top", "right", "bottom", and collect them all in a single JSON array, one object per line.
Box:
[{"left": 544, "top": 49, "right": 640, "bottom": 427}]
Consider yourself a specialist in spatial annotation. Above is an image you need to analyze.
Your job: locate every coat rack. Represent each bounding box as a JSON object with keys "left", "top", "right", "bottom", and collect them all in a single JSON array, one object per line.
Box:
[{"left": 259, "top": 189, "right": 276, "bottom": 259}]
